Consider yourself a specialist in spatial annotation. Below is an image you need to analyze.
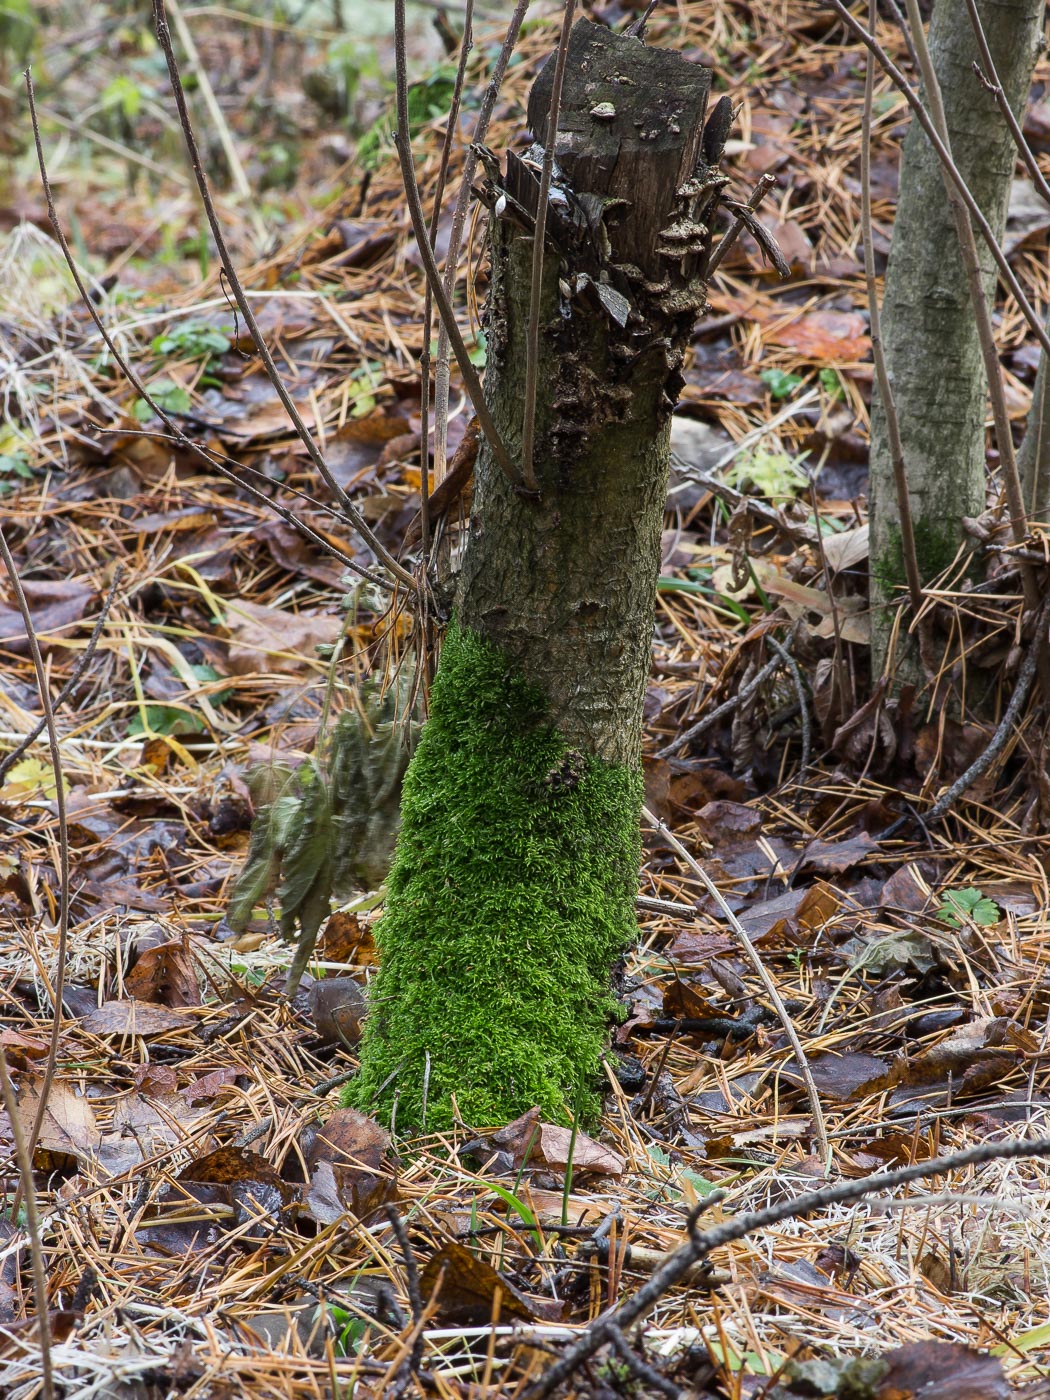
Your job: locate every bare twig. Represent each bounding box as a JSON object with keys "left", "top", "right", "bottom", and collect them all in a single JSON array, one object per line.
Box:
[
  {"left": 25, "top": 72, "right": 389, "bottom": 592},
  {"left": 0, "top": 565, "right": 123, "bottom": 783},
  {"left": 964, "top": 0, "right": 1050, "bottom": 208},
  {"left": 0, "top": 1050, "right": 54, "bottom": 1400},
  {"left": 521, "top": 0, "right": 577, "bottom": 494},
  {"left": 861, "top": 0, "right": 923, "bottom": 622},
  {"left": 607, "top": 1325, "right": 681, "bottom": 1399},
  {"left": 824, "top": 0, "right": 1050, "bottom": 362},
  {"left": 432, "top": 0, "right": 529, "bottom": 488},
  {"left": 657, "top": 651, "right": 782, "bottom": 759},
  {"left": 152, "top": 0, "right": 417, "bottom": 592},
  {"left": 418, "top": 0, "right": 475, "bottom": 561},
  {"left": 640, "top": 804, "right": 830, "bottom": 1164},
  {"left": 902, "top": 0, "right": 1035, "bottom": 609},
  {"left": 767, "top": 634, "right": 811, "bottom": 777},
  {"left": 385, "top": 1203, "right": 425, "bottom": 1379},
  {"left": 528, "top": 1132, "right": 1050, "bottom": 1397},
  {"left": 0, "top": 528, "right": 69, "bottom": 1185},
  {"left": 392, "top": 0, "right": 524, "bottom": 495},
  {"left": 707, "top": 172, "right": 777, "bottom": 276}
]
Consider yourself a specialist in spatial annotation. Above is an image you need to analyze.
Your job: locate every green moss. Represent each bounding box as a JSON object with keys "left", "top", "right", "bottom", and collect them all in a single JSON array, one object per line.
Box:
[
  {"left": 873, "top": 518, "right": 961, "bottom": 596},
  {"left": 346, "top": 623, "right": 642, "bottom": 1133}
]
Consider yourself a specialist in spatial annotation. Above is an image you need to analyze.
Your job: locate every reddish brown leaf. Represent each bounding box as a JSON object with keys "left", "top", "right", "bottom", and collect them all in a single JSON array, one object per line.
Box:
[
  {"left": 124, "top": 940, "right": 200, "bottom": 1008},
  {"left": 768, "top": 309, "right": 870, "bottom": 363},
  {"left": 306, "top": 1107, "right": 396, "bottom": 1218}
]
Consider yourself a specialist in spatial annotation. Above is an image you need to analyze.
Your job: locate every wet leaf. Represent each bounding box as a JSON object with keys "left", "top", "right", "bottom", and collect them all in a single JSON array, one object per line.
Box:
[
  {"left": 17, "top": 1078, "right": 101, "bottom": 1167},
  {"left": 419, "top": 1241, "right": 565, "bottom": 1325},
  {"left": 80, "top": 1000, "right": 196, "bottom": 1037},
  {"left": 124, "top": 939, "right": 201, "bottom": 1007},
  {"left": 305, "top": 1107, "right": 396, "bottom": 1219}
]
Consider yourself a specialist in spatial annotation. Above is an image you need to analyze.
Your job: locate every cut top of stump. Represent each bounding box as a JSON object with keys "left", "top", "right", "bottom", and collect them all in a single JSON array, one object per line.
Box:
[{"left": 527, "top": 18, "right": 712, "bottom": 281}]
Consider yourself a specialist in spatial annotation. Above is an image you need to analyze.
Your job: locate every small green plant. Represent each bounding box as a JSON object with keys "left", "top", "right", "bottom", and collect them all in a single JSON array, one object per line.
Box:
[
  {"left": 936, "top": 887, "right": 1001, "bottom": 927},
  {"left": 132, "top": 379, "right": 192, "bottom": 422},
  {"left": 760, "top": 367, "right": 803, "bottom": 399},
  {"left": 152, "top": 321, "right": 231, "bottom": 364},
  {"left": 819, "top": 367, "right": 844, "bottom": 400},
  {"left": 725, "top": 439, "right": 810, "bottom": 499},
  {"left": 0, "top": 449, "right": 34, "bottom": 493},
  {"left": 357, "top": 65, "right": 460, "bottom": 169}
]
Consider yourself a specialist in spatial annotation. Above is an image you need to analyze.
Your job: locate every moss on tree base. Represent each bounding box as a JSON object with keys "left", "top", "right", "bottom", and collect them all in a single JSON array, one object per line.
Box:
[{"left": 346, "top": 623, "right": 642, "bottom": 1132}]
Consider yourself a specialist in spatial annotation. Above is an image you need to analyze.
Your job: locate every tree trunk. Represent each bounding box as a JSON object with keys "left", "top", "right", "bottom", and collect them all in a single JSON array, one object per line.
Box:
[
  {"left": 351, "top": 20, "right": 728, "bottom": 1131},
  {"left": 868, "top": 0, "right": 1042, "bottom": 679}
]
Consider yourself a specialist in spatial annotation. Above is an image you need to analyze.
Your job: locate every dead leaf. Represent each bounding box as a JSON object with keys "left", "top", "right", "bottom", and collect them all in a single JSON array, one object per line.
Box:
[
  {"left": 306, "top": 1107, "right": 396, "bottom": 1218},
  {"left": 694, "top": 800, "right": 762, "bottom": 844},
  {"left": 490, "top": 1109, "right": 624, "bottom": 1177},
  {"left": 420, "top": 1241, "right": 565, "bottom": 1324},
  {"left": 224, "top": 599, "right": 343, "bottom": 676},
  {"left": 876, "top": 1341, "right": 1009, "bottom": 1399},
  {"left": 17, "top": 1078, "right": 100, "bottom": 1166},
  {"left": 124, "top": 940, "right": 201, "bottom": 1007},
  {"left": 878, "top": 864, "right": 931, "bottom": 914},
  {"left": 781, "top": 1052, "right": 891, "bottom": 1102},
  {"left": 308, "top": 978, "right": 365, "bottom": 1045},
  {"left": 798, "top": 831, "right": 878, "bottom": 875},
  {"left": 80, "top": 1001, "right": 195, "bottom": 1037},
  {"left": 768, "top": 308, "right": 870, "bottom": 363}
]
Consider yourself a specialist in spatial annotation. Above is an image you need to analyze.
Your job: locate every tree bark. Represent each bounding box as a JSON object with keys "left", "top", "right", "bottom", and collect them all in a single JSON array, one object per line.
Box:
[
  {"left": 868, "top": 0, "right": 1042, "bottom": 679},
  {"left": 352, "top": 20, "right": 729, "bottom": 1130}
]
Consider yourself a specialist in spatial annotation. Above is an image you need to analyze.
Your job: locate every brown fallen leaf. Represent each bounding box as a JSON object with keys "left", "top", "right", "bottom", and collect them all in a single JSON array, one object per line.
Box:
[
  {"left": 16, "top": 1078, "right": 100, "bottom": 1167},
  {"left": 223, "top": 599, "right": 343, "bottom": 676},
  {"left": 491, "top": 1108, "right": 624, "bottom": 1177},
  {"left": 306, "top": 1107, "right": 396, "bottom": 1219},
  {"left": 798, "top": 831, "right": 878, "bottom": 876},
  {"left": 420, "top": 1241, "right": 566, "bottom": 1325},
  {"left": 124, "top": 939, "right": 201, "bottom": 1008},
  {"left": 876, "top": 1340, "right": 1008, "bottom": 1400},
  {"left": 80, "top": 1001, "right": 195, "bottom": 1037}
]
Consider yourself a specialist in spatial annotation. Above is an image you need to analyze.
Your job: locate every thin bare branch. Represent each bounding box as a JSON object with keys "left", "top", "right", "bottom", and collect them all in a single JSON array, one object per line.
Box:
[
  {"left": 392, "top": 0, "right": 524, "bottom": 495},
  {"left": 0, "top": 527, "right": 69, "bottom": 1185},
  {"left": 0, "top": 1050, "right": 54, "bottom": 1400},
  {"left": 432, "top": 0, "right": 530, "bottom": 488},
  {"left": 419, "top": 0, "right": 475, "bottom": 562},
  {"left": 964, "top": 0, "right": 1050, "bottom": 208},
  {"left": 707, "top": 172, "right": 778, "bottom": 275},
  {"left": 521, "top": 0, "right": 577, "bottom": 494},
  {"left": 528, "top": 1132, "right": 1050, "bottom": 1397},
  {"left": 151, "top": 0, "right": 417, "bottom": 592},
  {"left": 861, "top": 0, "right": 922, "bottom": 620},
  {"left": 824, "top": 0, "right": 1050, "bottom": 362},
  {"left": 641, "top": 804, "right": 830, "bottom": 1165}
]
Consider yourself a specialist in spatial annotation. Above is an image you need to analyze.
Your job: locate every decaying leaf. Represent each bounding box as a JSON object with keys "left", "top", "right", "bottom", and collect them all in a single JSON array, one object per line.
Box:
[
  {"left": 419, "top": 1241, "right": 565, "bottom": 1325},
  {"left": 490, "top": 1108, "right": 624, "bottom": 1177}
]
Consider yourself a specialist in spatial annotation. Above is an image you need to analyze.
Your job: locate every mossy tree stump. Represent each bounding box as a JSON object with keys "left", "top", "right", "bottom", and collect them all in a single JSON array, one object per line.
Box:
[{"left": 352, "top": 20, "right": 731, "bottom": 1130}]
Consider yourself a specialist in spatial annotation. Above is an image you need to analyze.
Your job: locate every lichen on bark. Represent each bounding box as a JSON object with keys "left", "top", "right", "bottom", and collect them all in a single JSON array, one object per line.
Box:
[{"left": 347, "top": 623, "right": 641, "bottom": 1131}]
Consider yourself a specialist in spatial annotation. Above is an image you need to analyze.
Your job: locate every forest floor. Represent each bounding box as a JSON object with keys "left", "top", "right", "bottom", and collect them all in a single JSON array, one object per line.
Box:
[{"left": 2, "top": 0, "right": 1050, "bottom": 1396}]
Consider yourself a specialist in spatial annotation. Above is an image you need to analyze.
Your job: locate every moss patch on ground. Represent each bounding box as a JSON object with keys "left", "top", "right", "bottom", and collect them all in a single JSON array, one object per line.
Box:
[{"left": 347, "top": 623, "right": 642, "bottom": 1132}]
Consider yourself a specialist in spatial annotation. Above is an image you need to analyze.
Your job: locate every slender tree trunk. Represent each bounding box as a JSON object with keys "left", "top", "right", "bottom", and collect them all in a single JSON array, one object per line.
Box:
[
  {"left": 352, "top": 20, "right": 729, "bottom": 1130},
  {"left": 868, "top": 0, "right": 1042, "bottom": 678}
]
